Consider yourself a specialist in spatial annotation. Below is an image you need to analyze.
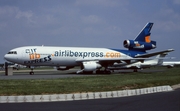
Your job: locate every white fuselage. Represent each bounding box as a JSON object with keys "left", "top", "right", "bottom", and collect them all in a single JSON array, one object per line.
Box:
[{"left": 4, "top": 46, "right": 133, "bottom": 67}]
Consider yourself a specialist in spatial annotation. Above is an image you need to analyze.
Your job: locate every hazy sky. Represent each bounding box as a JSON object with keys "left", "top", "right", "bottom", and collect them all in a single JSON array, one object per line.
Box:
[{"left": 0, "top": 0, "right": 180, "bottom": 62}]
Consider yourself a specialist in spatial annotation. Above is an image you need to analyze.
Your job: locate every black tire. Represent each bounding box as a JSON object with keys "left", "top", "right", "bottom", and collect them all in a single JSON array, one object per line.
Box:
[
  {"left": 29, "top": 72, "right": 34, "bottom": 75},
  {"left": 83, "top": 71, "right": 93, "bottom": 74}
]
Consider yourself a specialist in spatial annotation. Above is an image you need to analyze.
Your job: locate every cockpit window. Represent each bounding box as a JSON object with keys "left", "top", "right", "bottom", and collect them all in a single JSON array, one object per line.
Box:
[{"left": 7, "top": 51, "right": 17, "bottom": 54}]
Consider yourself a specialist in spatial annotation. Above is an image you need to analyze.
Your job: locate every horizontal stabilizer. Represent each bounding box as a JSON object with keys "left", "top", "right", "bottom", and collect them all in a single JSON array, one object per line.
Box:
[{"left": 135, "top": 49, "right": 174, "bottom": 58}]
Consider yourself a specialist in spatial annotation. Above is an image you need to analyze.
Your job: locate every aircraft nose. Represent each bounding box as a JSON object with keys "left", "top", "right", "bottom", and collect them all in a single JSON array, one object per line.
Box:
[
  {"left": 4, "top": 54, "right": 10, "bottom": 61},
  {"left": 4, "top": 54, "right": 17, "bottom": 62},
  {"left": 4, "top": 50, "right": 20, "bottom": 63}
]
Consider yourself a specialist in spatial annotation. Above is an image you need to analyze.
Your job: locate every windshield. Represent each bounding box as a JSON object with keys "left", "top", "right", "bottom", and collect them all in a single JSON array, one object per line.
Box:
[{"left": 7, "top": 51, "right": 17, "bottom": 54}]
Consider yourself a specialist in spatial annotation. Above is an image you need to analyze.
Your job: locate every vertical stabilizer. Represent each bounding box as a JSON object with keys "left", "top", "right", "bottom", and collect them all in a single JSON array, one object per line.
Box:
[{"left": 135, "top": 22, "right": 153, "bottom": 42}]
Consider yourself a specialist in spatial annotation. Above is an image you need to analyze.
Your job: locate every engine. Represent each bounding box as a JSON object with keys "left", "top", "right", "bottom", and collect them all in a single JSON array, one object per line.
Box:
[
  {"left": 82, "top": 61, "right": 101, "bottom": 72},
  {"left": 167, "top": 65, "right": 174, "bottom": 68},
  {"left": 123, "top": 40, "right": 156, "bottom": 51}
]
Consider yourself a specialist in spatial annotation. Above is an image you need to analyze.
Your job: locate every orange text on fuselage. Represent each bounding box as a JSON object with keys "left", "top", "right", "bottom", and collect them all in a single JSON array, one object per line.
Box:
[
  {"left": 105, "top": 52, "right": 121, "bottom": 58},
  {"left": 29, "top": 53, "right": 41, "bottom": 60}
]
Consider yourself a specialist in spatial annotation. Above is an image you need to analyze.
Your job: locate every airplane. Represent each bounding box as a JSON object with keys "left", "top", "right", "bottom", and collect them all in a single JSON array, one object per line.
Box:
[
  {"left": 4, "top": 22, "right": 174, "bottom": 75},
  {"left": 162, "top": 61, "right": 180, "bottom": 68},
  {"left": 108, "top": 53, "right": 173, "bottom": 72}
]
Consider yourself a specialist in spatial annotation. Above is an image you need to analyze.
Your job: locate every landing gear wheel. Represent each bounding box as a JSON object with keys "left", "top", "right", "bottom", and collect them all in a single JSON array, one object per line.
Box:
[
  {"left": 95, "top": 70, "right": 105, "bottom": 74},
  {"left": 102, "top": 67, "right": 111, "bottom": 74},
  {"left": 83, "top": 71, "right": 93, "bottom": 74},
  {"left": 104, "top": 70, "right": 111, "bottom": 74},
  {"left": 133, "top": 69, "right": 138, "bottom": 72},
  {"left": 29, "top": 68, "right": 34, "bottom": 75},
  {"left": 29, "top": 71, "right": 34, "bottom": 75}
]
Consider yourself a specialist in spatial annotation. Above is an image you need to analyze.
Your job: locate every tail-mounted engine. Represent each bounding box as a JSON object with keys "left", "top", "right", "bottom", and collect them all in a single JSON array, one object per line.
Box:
[{"left": 123, "top": 40, "right": 156, "bottom": 51}]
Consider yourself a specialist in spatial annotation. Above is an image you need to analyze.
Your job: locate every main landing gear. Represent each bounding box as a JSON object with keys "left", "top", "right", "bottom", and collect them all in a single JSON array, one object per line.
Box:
[
  {"left": 133, "top": 69, "right": 138, "bottom": 72},
  {"left": 96, "top": 69, "right": 111, "bottom": 74},
  {"left": 95, "top": 66, "right": 111, "bottom": 74}
]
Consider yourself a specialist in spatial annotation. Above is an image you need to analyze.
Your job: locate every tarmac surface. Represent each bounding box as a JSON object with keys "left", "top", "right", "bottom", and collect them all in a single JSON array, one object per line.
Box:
[
  {"left": 0, "top": 68, "right": 165, "bottom": 80},
  {"left": 0, "top": 89, "right": 179, "bottom": 111},
  {"left": 0, "top": 69, "right": 96, "bottom": 79}
]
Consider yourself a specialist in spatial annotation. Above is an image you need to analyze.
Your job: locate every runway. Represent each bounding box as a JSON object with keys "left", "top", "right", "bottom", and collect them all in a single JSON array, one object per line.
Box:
[
  {"left": 0, "top": 69, "right": 97, "bottom": 80},
  {"left": 0, "top": 89, "right": 179, "bottom": 111},
  {"left": 0, "top": 68, "right": 165, "bottom": 80}
]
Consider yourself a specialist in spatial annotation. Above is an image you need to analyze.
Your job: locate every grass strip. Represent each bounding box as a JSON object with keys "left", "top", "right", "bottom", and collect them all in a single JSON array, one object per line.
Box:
[{"left": 0, "top": 67, "right": 180, "bottom": 96}]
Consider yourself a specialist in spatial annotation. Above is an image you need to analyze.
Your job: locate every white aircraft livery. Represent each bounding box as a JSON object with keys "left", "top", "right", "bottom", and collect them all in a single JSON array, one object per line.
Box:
[{"left": 4, "top": 22, "right": 174, "bottom": 74}]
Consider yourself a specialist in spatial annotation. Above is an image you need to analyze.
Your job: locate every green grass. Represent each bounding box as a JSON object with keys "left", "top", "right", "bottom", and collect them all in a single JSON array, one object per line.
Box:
[{"left": 0, "top": 67, "right": 180, "bottom": 96}]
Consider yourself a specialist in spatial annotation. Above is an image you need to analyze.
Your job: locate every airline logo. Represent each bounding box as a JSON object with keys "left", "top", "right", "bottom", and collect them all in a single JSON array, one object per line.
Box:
[
  {"left": 54, "top": 50, "right": 121, "bottom": 58},
  {"left": 105, "top": 52, "right": 121, "bottom": 58},
  {"left": 24, "top": 48, "right": 51, "bottom": 64},
  {"left": 29, "top": 53, "right": 40, "bottom": 60}
]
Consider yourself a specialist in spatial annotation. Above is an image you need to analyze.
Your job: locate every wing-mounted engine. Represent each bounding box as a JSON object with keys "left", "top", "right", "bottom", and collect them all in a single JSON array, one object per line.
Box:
[
  {"left": 123, "top": 40, "right": 156, "bottom": 51},
  {"left": 76, "top": 61, "right": 102, "bottom": 74},
  {"left": 167, "top": 65, "right": 174, "bottom": 68},
  {"left": 83, "top": 61, "right": 101, "bottom": 72}
]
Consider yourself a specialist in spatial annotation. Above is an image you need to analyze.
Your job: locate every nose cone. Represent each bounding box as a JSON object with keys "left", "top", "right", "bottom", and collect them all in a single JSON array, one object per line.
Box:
[
  {"left": 4, "top": 54, "right": 11, "bottom": 61},
  {"left": 4, "top": 54, "right": 17, "bottom": 62}
]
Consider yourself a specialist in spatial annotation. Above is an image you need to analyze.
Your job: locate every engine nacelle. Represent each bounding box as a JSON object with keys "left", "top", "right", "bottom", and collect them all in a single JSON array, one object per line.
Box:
[
  {"left": 83, "top": 61, "right": 101, "bottom": 71},
  {"left": 123, "top": 40, "right": 156, "bottom": 51},
  {"left": 167, "top": 65, "right": 174, "bottom": 68}
]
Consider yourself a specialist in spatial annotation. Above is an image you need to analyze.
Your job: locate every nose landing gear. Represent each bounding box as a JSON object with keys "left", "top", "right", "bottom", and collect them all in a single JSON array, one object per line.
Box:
[
  {"left": 29, "top": 66, "right": 34, "bottom": 75},
  {"left": 29, "top": 70, "right": 34, "bottom": 75}
]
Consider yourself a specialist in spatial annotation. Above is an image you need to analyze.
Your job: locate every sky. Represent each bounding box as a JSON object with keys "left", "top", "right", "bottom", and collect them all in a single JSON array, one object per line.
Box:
[{"left": 0, "top": 0, "right": 180, "bottom": 63}]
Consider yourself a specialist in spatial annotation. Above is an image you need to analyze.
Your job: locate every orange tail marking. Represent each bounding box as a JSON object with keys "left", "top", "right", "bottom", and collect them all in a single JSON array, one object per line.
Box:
[{"left": 145, "top": 36, "right": 151, "bottom": 43}]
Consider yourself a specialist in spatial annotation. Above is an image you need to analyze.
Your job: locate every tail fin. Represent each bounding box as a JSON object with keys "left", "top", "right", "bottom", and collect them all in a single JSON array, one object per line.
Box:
[
  {"left": 135, "top": 22, "right": 153, "bottom": 42},
  {"left": 123, "top": 22, "right": 156, "bottom": 52}
]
